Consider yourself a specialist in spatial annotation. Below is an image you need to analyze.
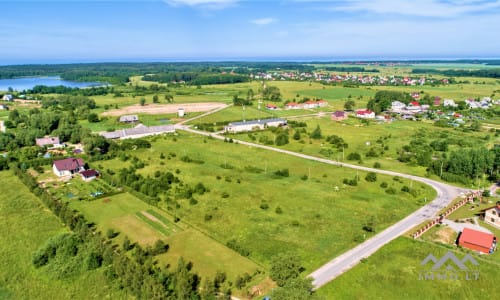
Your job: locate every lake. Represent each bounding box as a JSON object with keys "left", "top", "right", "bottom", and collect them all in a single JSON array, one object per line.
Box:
[{"left": 0, "top": 76, "right": 104, "bottom": 91}]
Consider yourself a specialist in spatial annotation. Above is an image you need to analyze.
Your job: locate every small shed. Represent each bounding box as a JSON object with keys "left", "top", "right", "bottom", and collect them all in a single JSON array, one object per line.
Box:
[
  {"left": 119, "top": 115, "right": 139, "bottom": 123},
  {"left": 80, "top": 169, "right": 99, "bottom": 182}
]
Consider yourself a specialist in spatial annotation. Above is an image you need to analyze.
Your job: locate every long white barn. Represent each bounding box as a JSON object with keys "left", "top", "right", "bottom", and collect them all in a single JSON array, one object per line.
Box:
[{"left": 224, "top": 118, "right": 287, "bottom": 133}]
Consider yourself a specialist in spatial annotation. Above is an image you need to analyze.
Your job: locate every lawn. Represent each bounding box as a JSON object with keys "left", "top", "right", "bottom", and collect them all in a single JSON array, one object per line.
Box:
[
  {"left": 97, "top": 132, "right": 435, "bottom": 272},
  {"left": 317, "top": 237, "right": 500, "bottom": 299},
  {"left": 0, "top": 171, "right": 124, "bottom": 299}
]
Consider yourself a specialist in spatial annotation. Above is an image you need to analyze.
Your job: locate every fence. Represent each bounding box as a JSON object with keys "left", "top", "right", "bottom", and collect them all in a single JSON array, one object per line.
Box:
[{"left": 412, "top": 191, "right": 481, "bottom": 239}]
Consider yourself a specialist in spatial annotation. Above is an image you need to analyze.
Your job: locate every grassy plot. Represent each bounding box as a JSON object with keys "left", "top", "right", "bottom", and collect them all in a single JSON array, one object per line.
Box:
[
  {"left": 98, "top": 132, "right": 435, "bottom": 272},
  {"left": 0, "top": 171, "right": 123, "bottom": 299},
  {"left": 226, "top": 115, "right": 491, "bottom": 179},
  {"left": 69, "top": 192, "right": 260, "bottom": 280},
  {"left": 317, "top": 237, "right": 500, "bottom": 299}
]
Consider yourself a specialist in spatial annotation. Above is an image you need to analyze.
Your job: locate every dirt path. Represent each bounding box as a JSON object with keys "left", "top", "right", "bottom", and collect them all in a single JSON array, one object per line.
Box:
[{"left": 101, "top": 102, "right": 227, "bottom": 116}]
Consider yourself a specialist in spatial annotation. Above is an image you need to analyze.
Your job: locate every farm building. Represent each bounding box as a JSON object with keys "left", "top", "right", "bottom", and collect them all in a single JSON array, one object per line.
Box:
[
  {"left": 36, "top": 136, "right": 63, "bottom": 148},
  {"left": 100, "top": 124, "right": 175, "bottom": 139},
  {"left": 80, "top": 169, "right": 99, "bottom": 182},
  {"left": 481, "top": 202, "right": 500, "bottom": 229},
  {"left": 0, "top": 104, "right": 8, "bottom": 110},
  {"left": 391, "top": 101, "right": 406, "bottom": 112},
  {"left": 119, "top": 115, "right": 139, "bottom": 123},
  {"left": 458, "top": 228, "right": 496, "bottom": 254},
  {"left": 355, "top": 109, "right": 375, "bottom": 119},
  {"left": 331, "top": 111, "right": 348, "bottom": 121},
  {"left": 224, "top": 118, "right": 287, "bottom": 133},
  {"left": 2, "top": 94, "right": 13, "bottom": 101},
  {"left": 53, "top": 157, "right": 85, "bottom": 177}
]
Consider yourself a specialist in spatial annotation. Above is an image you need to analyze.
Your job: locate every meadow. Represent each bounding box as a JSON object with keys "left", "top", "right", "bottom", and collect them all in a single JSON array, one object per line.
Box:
[
  {"left": 96, "top": 132, "right": 435, "bottom": 272},
  {"left": 316, "top": 237, "right": 500, "bottom": 299},
  {"left": 225, "top": 115, "right": 492, "bottom": 182},
  {"left": 69, "top": 192, "right": 261, "bottom": 284},
  {"left": 0, "top": 171, "right": 124, "bottom": 299}
]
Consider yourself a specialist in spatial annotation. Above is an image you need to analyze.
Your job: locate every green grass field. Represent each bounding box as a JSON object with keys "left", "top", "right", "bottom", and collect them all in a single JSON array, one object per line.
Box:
[
  {"left": 226, "top": 115, "right": 492, "bottom": 180},
  {"left": 0, "top": 171, "right": 124, "bottom": 299},
  {"left": 317, "top": 237, "right": 500, "bottom": 299},
  {"left": 69, "top": 192, "right": 260, "bottom": 282},
  {"left": 97, "top": 132, "right": 435, "bottom": 272}
]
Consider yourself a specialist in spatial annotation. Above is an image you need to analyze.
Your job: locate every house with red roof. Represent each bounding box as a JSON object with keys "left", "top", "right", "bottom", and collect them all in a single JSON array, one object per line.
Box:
[
  {"left": 285, "top": 102, "right": 301, "bottom": 110},
  {"left": 52, "top": 157, "right": 85, "bottom": 177},
  {"left": 302, "top": 100, "right": 317, "bottom": 109},
  {"left": 316, "top": 99, "right": 328, "bottom": 107},
  {"left": 331, "top": 110, "right": 348, "bottom": 121},
  {"left": 265, "top": 103, "right": 278, "bottom": 110},
  {"left": 458, "top": 228, "right": 496, "bottom": 254},
  {"left": 355, "top": 109, "right": 375, "bottom": 119}
]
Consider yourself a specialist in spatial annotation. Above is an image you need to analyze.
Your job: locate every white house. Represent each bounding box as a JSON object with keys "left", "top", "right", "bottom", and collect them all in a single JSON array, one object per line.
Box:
[
  {"left": 355, "top": 109, "right": 375, "bottom": 119},
  {"left": 53, "top": 157, "right": 85, "bottom": 177},
  {"left": 443, "top": 99, "right": 457, "bottom": 107},
  {"left": 224, "top": 118, "right": 287, "bottom": 133},
  {"left": 119, "top": 115, "right": 139, "bottom": 123},
  {"left": 2, "top": 94, "right": 13, "bottom": 101},
  {"left": 36, "top": 136, "right": 63, "bottom": 148},
  {"left": 391, "top": 101, "right": 406, "bottom": 111},
  {"left": 482, "top": 202, "right": 500, "bottom": 229}
]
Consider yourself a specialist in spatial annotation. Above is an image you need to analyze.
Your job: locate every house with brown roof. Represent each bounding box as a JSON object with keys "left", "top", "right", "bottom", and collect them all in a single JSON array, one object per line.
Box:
[
  {"left": 80, "top": 169, "right": 99, "bottom": 182},
  {"left": 458, "top": 228, "right": 496, "bottom": 254},
  {"left": 331, "top": 111, "right": 348, "bottom": 121},
  {"left": 52, "top": 157, "right": 85, "bottom": 177},
  {"left": 481, "top": 202, "right": 500, "bottom": 229}
]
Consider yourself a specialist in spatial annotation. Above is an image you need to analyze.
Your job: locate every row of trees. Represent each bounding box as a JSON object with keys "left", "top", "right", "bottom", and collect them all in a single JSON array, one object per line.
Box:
[{"left": 12, "top": 163, "right": 229, "bottom": 299}]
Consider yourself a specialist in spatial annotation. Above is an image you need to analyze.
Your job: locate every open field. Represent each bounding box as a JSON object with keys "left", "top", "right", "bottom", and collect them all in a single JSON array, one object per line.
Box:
[
  {"left": 0, "top": 171, "right": 123, "bottom": 299},
  {"left": 69, "top": 192, "right": 260, "bottom": 281},
  {"left": 226, "top": 115, "right": 492, "bottom": 181},
  {"left": 317, "top": 237, "right": 500, "bottom": 299},
  {"left": 101, "top": 102, "right": 227, "bottom": 116},
  {"left": 97, "top": 132, "right": 435, "bottom": 272}
]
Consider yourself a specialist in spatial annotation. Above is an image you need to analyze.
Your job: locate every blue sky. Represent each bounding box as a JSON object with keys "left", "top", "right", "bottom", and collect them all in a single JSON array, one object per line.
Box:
[{"left": 0, "top": 0, "right": 499, "bottom": 64}]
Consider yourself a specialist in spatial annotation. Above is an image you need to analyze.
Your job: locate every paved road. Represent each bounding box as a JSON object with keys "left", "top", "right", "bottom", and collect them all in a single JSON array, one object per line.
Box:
[{"left": 176, "top": 125, "right": 469, "bottom": 289}]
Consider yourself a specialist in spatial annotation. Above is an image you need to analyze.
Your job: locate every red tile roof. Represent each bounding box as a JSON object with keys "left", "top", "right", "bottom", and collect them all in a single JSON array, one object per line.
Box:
[
  {"left": 356, "top": 109, "right": 373, "bottom": 115},
  {"left": 459, "top": 228, "right": 495, "bottom": 249},
  {"left": 53, "top": 158, "right": 84, "bottom": 171}
]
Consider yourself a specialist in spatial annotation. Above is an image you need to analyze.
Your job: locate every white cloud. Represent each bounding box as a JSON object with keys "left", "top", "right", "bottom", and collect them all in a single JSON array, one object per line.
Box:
[
  {"left": 327, "top": 0, "right": 500, "bottom": 18},
  {"left": 164, "top": 0, "right": 238, "bottom": 9},
  {"left": 250, "top": 18, "right": 278, "bottom": 25}
]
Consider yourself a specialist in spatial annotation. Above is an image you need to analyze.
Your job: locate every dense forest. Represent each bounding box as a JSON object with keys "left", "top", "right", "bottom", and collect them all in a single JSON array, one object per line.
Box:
[
  {"left": 411, "top": 68, "right": 500, "bottom": 78},
  {"left": 142, "top": 72, "right": 250, "bottom": 85}
]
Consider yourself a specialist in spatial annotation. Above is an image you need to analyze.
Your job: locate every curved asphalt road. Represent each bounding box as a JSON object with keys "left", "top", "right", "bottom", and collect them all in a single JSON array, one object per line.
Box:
[{"left": 176, "top": 125, "right": 469, "bottom": 289}]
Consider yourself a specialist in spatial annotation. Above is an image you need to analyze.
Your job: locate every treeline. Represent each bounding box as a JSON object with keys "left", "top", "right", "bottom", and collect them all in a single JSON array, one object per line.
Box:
[
  {"left": 367, "top": 90, "right": 414, "bottom": 114},
  {"left": 412, "top": 68, "right": 500, "bottom": 78},
  {"left": 323, "top": 66, "right": 379, "bottom": 73},
  {"left": 27, "top": 85, "right": 111, "bottom": 96},
  {"left": 11, "top": 165, "right": 227, "bottom": 299},
  {"left": 142, "top": 72, "right": 250, "bottom": 85}
]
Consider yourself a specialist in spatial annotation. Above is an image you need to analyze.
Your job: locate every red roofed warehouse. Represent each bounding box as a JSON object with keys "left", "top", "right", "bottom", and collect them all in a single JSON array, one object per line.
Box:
[
  {"left": 53, "top": 157, "right": 85, "bottom": 177},
  {"left": 458, "top": 228, "right": 496, "bottom": 254}
]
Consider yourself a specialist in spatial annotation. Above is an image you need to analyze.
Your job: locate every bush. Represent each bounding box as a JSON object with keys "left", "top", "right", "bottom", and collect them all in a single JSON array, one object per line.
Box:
[
  {"left": 373, "top": 162, "right": 381, "bottom": 168},
  {"left": 365, "top": 172, "right": 377, "bottom": 182},
  {"left": 380, "top": 182, "right": 388, "bottom": 188},
  {"left": 260, "top": 203, "right": 269, "bottom": 210},
  {"left": 347, "top": 152, "right": 361, "bottom": 161},
  {"left": 275, "top": 206, "right": 283, "bottom": 214},
  {"left": 274, "top": 169, "right": 289, "bottom": 177},
  {"left": 386, "top": 187, "right": 397, "bottom": 194},
  {"left": 204, "top": 214, "right": 212, "bottom": 221},
  {"left": 106, "top": 228, "right": 119, "bottom": 239}
]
